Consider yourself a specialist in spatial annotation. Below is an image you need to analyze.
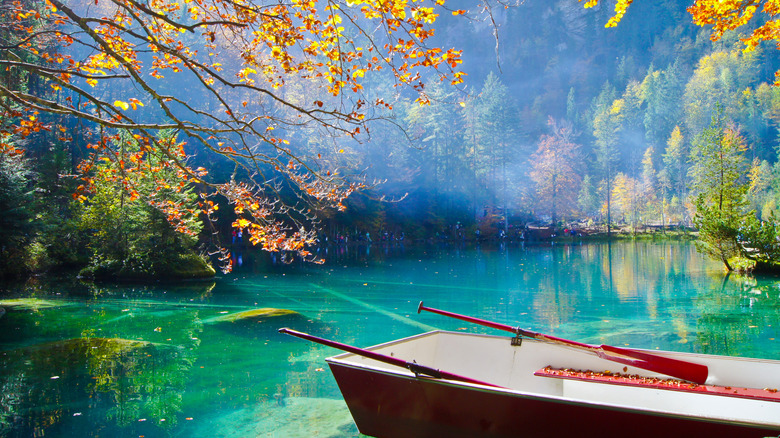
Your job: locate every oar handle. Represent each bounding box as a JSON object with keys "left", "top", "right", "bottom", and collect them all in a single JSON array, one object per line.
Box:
[
  {"left": 417, "top": 301, "right": 517, "bottom": 333},
  {"left": 417, "top": 302, "right": 594, "bottom": 350},
  {"left": 279, "top": 328, "right": 499, "bottom": 387},
  {"left": 417, "top": 302, "right": 709, "bottom": 384}
]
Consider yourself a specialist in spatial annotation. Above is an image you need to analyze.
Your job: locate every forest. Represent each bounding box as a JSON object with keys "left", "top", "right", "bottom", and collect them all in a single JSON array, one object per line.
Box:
[{"left": 3, "top": 0, "right": 780, "bottom": 278}]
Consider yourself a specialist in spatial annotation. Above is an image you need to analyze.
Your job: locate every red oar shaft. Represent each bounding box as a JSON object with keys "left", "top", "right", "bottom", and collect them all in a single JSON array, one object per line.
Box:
[
  {"left": 279, "top": 328, "right": 499, "bottom": 387},
  {"left": 417, "top": 302, "right": 709, "bottom": 384},
  {"left": 417, "top": 302, "right": 593, "bottom": 350}
]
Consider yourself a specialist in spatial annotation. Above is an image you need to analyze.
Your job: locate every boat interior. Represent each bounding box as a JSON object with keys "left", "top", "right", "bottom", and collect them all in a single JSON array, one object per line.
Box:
[{"left": 328, "top": 330, "right": 780, "bottom": 427}]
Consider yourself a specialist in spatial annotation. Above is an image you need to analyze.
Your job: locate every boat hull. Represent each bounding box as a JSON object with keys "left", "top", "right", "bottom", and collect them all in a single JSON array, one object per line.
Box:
[{"left": 329, "top": 359, "right": 780, "bottom": 438}]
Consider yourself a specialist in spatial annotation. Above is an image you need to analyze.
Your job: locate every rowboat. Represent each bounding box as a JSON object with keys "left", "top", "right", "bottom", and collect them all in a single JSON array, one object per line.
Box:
[{"left": 280, "top": 304, "right": 780, "bottom": 437}]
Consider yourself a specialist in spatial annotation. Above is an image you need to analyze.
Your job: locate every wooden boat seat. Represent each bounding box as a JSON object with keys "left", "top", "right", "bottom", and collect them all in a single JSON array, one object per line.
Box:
[{"left": 534, "top": 366, "right": 780, "bottom": 403}]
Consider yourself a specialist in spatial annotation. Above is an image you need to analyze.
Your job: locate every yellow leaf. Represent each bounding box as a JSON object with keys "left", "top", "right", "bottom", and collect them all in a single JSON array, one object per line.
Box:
[{"left": 114, "top": 100, "right": 129, "bottom": 111}]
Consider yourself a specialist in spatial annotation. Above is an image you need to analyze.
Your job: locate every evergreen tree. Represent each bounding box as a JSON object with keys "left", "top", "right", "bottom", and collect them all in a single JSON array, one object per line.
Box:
[
  {"left": 689, "top": 107, "right": 750, "bottom": 271},
  {"left": 578, "top": 174, "right": 600, "bottom": 221},
  {"left": 406, "top": 82, "right": 470, "bottom": 214},
  {"left": 462, "top": 72, "right": 518, "bottom": 216},
  {"left": 593, "top": 98, "right": 625, "bottom": 235},
  {"left": 662, "top": 126, "right": 689, "bottom": 225},
  {"left": 0, "top": 146, "right": 35, "bottom": 277},
  {"left": 747, "top": 159, "right": 773, "bottom": 219},
  {"left": 640, "top": 146, "right": 659, "bottom": 224},
  {"left": 566, "top": 88, "right": 578, "bottom": 125},
  {"left": 642, "top": 60, "right": 685, "bottom": 149}
]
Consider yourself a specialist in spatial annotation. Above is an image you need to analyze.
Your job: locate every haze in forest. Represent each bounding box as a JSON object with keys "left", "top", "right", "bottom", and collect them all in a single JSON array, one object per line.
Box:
[{"left": 324, "top": 0, "right": 780, "bottom": 236}]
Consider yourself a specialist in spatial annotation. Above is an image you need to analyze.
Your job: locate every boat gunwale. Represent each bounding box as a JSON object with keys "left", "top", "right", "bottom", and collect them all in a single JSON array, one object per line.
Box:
[{"left": 327, "top": 329, "right": 780, "bottom": 365}]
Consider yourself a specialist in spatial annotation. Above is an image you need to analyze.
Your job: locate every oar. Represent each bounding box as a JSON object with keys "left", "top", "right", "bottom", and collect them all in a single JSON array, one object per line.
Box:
[
  {"left": 279, "top": 328, "right": 499, "bottom": 387},
  {"left": 417, "top": 302, "right": 709, "bottom": 385}
]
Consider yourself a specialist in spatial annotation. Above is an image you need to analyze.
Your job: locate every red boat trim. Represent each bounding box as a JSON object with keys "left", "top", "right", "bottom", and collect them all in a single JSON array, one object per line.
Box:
[{"left": 535, "top": 366, "right": 780, "bottom": 403}]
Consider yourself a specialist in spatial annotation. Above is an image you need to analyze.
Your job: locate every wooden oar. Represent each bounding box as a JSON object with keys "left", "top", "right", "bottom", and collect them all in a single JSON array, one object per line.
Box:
[
  {"left": 278, "top": 328, "right": 500, "bottom": 387},
  {"left": 417, "top": 302, "right": 709, "bottom": 384}
]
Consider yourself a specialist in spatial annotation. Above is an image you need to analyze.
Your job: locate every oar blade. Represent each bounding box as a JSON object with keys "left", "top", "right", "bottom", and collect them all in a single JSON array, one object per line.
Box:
[{"left": 600, "top": 345, "right": 709, "bottom": 384}]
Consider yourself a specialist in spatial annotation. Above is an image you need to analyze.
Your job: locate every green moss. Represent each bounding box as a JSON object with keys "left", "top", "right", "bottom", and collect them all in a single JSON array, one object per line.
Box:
[
  {"left": 204, "top": 308, "right": 300, "bottom": 324},
  {"left": 168, "top": 252, "right": 216, "bottom": 278},
  {"left": 724, "top": 256, "right": 780, "bottom": 274},
  {"left": 79, "top": 251, "right": 215, "bottom": 281}
]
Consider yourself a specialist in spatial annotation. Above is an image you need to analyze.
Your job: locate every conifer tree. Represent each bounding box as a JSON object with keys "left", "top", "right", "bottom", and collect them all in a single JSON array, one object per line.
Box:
[
  {"left": 0, "top": 145, "right": 35, "bottom": 277},
  {"left": 593, "top": 98, "right": 624, "bottom": 235},
  {"left": 689, "top": 106, "right": 750, "bottom": 271}
]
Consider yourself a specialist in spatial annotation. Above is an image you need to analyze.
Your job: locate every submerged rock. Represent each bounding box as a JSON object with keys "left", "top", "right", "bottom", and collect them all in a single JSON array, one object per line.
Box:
[{"left": 203, "top": 308, "right": 300, "bottom": 324}]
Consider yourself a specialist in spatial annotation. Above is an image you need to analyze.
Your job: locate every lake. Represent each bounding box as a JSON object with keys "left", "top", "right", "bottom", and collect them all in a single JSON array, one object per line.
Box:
[{"left": 2, "top": 240, "right": 780, "bottom": 437}]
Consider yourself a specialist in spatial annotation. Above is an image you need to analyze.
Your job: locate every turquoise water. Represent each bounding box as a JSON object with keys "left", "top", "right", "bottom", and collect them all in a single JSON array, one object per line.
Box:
[{"left": 2, "top": 241, "right": 780, "bottom": 437}]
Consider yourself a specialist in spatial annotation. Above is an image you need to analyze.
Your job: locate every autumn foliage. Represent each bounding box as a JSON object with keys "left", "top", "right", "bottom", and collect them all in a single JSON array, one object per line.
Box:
[
  {"left": 0, "top": 0, "right": 469, "bottom": 267},
  {"left": 530, "top": 117, "right": 581, "bottom": 225},
  {"left": 585, "top": 0, "right": 780, "bottom": 83}
]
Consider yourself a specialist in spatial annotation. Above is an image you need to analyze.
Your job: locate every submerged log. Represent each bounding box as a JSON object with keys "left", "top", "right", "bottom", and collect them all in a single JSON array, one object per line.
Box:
[
  {"left": 0, "top": 298, "right": 72, "bottom": 310},
  {"left": 203, "top": 308, "right": 300, "bottom": 324}
]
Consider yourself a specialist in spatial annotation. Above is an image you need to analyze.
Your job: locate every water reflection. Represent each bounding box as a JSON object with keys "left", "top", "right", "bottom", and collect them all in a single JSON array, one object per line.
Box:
[
  {"left": 1, "top": 241, "right": 780, "bottom": 437},
  {"left": 0, "top": 337, "right": 191, "bottom": 436},
  {"left": 695, "top": 275, "right": 780, "bottom": 357}
]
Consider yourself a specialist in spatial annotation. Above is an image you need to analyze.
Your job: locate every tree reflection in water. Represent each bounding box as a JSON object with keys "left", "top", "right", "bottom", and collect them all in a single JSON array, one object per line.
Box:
[
  {"left": 0, "top": 290, "right": 202, "bottom": 437},
  {"left": 695, "top": 275, "right": 780, "bottom": 358},
  {"left": 0, "top": 309, "right": 202, "bottom": 437}
]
